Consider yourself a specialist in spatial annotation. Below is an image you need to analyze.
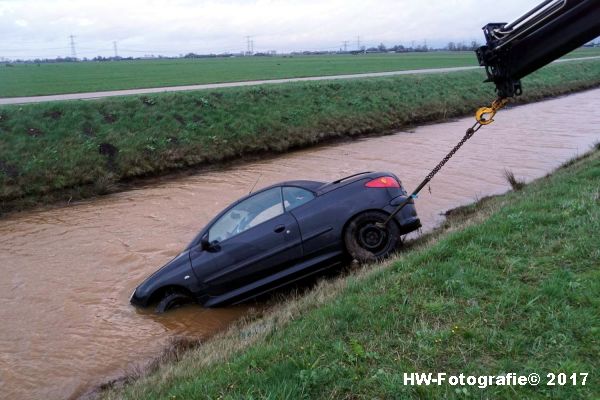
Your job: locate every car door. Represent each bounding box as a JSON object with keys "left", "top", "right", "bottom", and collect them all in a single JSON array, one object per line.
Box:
[
  {"left": 190, "top": 187, "right": 302, "bottom": 295},
  {"left": 289, "top": 186, "right": 350, "bottom": 259}
]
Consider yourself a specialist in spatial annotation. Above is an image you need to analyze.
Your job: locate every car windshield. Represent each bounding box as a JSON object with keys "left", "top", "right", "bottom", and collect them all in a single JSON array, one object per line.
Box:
[{"left": 208, "top": 187, "right": 284, "bottom": 243}]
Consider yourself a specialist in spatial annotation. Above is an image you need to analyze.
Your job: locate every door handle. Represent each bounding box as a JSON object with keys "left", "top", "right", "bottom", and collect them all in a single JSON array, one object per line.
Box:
[{"left": 273, "top": 225, "right": 286, "bottom": 233}]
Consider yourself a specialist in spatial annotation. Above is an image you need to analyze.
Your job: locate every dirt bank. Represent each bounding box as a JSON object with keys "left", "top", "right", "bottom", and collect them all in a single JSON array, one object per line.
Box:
[
  {"left": 100, "top": 146, "right": 600, "bottom": 399},
  {"left": 2, "top": 88, "right": 599, "bottom": 400},
  {"left": 1, "top": 60, "right": 599, "bottom": 216}
]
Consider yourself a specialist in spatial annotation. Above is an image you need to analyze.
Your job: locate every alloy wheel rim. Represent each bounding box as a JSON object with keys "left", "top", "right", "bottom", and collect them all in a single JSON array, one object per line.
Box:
[{"left": 357, "top": 223, "right": 387, "bottom": 252}]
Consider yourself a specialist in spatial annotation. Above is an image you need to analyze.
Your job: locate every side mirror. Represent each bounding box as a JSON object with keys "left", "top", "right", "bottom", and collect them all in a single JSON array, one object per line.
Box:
[
  {"left": 200, "top": 234, "right": 211, "bottom": 251},
  {"left": 200, "top": 234, "right": 220, "bottom": 252}
]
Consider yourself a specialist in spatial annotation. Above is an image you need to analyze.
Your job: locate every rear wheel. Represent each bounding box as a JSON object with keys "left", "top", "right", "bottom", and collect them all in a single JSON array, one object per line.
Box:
[
  {"left": 344, "top": 211, "right": 401, "bottom": 263},
  {"left": 155, "top": 292, "right": 194, "bottom": 313}
]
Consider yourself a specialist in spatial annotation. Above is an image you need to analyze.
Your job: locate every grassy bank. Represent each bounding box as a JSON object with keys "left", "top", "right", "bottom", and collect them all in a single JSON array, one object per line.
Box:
[
  {"left": 103, "top": 146, "right": 600, "bottom": 399},
  {"left": 1, "top": 60, "right": 600, "bottom": 215},
  {"left": 1, "top": 48, "right": 598, "bottom": 98}
]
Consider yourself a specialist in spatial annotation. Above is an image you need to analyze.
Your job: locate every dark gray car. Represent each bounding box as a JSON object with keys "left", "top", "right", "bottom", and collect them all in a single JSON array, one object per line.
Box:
[{"left": 130, "top": 172, "right": 420, "bottom": 312}]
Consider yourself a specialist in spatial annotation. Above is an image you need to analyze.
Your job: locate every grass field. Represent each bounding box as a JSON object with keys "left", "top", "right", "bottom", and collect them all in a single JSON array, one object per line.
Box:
[
  {"left": 103, "top": 145, "right": 600, "bottom": 400},
  {"left": 1, "top": 48, "right": 599, "bottom": 98},
  {"left": 1, "top": 60, "right": 599, "bottom": 214}
]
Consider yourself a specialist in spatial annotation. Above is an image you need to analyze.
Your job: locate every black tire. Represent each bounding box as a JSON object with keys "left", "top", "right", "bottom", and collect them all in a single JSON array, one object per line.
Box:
[
  {"left": 344, "top": 211, "right": 401, "bottom": 263},
  {"left": 155, "top": 292, "right": 193, "bottom": 313}
]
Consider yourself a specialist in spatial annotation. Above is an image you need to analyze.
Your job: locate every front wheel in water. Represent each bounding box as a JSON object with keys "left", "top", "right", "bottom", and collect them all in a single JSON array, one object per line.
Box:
[
  {"left": 155, "top": 292, "right": 194, "bottom": 313},
  {"left": 344, "top": 211, "right": 401, "bottom": 263}
]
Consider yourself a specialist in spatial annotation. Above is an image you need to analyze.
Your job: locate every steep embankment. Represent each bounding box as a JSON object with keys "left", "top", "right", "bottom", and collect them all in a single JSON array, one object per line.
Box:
[
  {"left": 103, "top": 146, "right": 600, "bottom": 400},
  {"left": 1, "top": 60, "right": 599, "bottom": 214}
]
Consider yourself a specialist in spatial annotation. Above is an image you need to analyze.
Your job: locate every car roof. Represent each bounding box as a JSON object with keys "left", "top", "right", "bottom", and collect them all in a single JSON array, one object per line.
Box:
[
  {"left": 283, "top": 180, "right": 325, "bottom": 190},
  {"left": 259, "top": 172, "right": 394, "bottom": 195},
  {"left": 260, "top": 180, "right": 325, "bottom": 192}
]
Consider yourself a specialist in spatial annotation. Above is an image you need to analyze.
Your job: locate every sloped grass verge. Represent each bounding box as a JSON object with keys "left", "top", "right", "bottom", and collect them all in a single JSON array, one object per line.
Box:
[
  {"left": 103, "top": 147, "right": 600, "bottom": 399},
  {"left": 1, "top": 60, "right": 599, "bottom": 214}
]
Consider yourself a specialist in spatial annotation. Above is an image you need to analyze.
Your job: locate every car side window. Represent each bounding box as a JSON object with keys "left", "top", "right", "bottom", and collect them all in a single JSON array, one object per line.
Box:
[
  {"left": 283, "top": 187, "right": 315, "bottom": 212},
  {"left": 209, "top": 188, "right": 284, "bottom": 243}
]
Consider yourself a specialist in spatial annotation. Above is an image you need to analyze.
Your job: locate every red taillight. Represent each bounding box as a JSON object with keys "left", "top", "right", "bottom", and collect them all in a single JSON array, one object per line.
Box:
[{"left": 365, "top": 176, "right": 400, "bottom": 188}]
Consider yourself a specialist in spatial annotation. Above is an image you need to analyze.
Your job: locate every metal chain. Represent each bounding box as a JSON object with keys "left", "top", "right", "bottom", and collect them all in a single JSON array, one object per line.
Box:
[
  {"left": 379, "top": 98, "right": 507, "bottom": 228},
  {"left": 424, "top": 122, "right": 482, "bottom": 182}
]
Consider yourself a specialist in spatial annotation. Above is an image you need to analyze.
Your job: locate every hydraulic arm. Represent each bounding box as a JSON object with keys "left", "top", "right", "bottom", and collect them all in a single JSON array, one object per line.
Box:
[
  {"left": 476, "top": 0, "right": 600, "bottom": 98},
  {"left": 379, "top": 0, "right": 600, "bottom": 229}
]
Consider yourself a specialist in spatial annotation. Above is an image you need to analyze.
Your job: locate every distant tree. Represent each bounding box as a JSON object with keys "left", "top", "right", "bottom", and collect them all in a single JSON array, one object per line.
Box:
[{"left": 377, "top": 42, "right": 387, "bottom": 52}]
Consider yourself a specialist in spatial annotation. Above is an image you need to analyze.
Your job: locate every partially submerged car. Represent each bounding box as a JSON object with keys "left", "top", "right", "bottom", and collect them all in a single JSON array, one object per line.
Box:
[{"left": 130, "top": 172, "right": 420, "bottom": 312}]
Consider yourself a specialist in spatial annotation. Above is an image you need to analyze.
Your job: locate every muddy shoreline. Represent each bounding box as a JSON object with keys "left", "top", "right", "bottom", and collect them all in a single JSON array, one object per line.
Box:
[
  {"left": 0, "top": 84, "right": 600, "bottom": 221},
  {"left": 88, "top": 144, "right": 600, "bottom": 399},
  {"left": 2, "top": 88, "right": 599, "bottom": 400},
  {"left": 0, "top": 66, "right": 600, "bottom": 218},
  {"left": 79, "top": 200, "right": 475, "bottom": 399}
]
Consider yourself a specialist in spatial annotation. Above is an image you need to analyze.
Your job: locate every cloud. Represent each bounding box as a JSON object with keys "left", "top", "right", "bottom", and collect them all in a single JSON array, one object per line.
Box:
[{"left": 0, "top": 0, "right": 543, "bottom": 59}]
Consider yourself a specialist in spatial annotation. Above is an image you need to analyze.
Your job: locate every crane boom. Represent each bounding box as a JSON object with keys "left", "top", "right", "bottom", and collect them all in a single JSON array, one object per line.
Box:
[
  {"left": 382, "top": 1, "right": 599, "bottom": 228},
  {"left": 476, "top": 0, "right": 600, "bottom": 98}
]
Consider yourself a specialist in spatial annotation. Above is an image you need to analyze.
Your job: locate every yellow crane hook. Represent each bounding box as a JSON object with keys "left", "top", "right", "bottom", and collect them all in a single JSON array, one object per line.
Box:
[{"left": 475, "top": 98, "right": 509, "bottom": 125}]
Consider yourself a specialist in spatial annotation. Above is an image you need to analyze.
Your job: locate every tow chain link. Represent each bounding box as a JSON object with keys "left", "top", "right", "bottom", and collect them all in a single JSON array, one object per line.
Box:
[{"left": 378, "top": 97, "right": 509, "bottom": 228}]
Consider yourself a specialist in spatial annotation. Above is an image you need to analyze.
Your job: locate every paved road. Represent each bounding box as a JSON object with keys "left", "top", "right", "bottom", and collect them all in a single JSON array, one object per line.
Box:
[{"left": 1, "top": 56, "right": 598, "bottom": 105}]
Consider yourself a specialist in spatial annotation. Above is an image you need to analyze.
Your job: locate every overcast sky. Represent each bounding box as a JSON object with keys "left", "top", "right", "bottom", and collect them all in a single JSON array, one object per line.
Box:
[{"left": 1, "top": 0, "right": 546, "bottom": 59}]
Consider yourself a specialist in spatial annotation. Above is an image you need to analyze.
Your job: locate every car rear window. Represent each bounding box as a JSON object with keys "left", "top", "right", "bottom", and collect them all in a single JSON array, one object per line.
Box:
[{"left": 283, "top": 187, "right": 314, "bottom": 211}]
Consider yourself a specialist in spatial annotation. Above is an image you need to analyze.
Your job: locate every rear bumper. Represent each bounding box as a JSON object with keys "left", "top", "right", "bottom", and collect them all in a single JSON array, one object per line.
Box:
[
  {"left": 397, "top": 216, "right": 421, "bottom": 234},
  {"left": 384, "top": 195, "right": 421, "bottom": 235}
]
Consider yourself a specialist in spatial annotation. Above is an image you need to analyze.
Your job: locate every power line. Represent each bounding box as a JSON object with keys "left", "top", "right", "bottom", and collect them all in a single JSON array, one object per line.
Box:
[
  {"left": 342, "top": 41, "right": 348, "bottom": 52},
  {"left": 113, "top": 41, "right": 118, "bottom": 58}
]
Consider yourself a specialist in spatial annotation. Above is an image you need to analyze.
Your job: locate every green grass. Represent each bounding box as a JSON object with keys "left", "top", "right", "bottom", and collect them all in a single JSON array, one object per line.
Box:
[
  {"left": 0, "top": 52, "right": 478, "bottom": 98},
  {"left": 567, "top": 47, "right": 600, "bottom": 59},
  {"left": 1, "top": 60, "right": 599, "bottom": 214},
  {"left": 103, "top": 146, "right": 600, "bottom": 400},
  {"left": 1, "top": 48, "right": 598, "bottom": 98}
]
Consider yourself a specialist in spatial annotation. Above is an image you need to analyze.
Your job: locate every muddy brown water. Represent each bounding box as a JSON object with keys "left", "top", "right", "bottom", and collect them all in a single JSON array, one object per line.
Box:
[{"left": 1, "top": 89, "right": 599, "bottom": 399}]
